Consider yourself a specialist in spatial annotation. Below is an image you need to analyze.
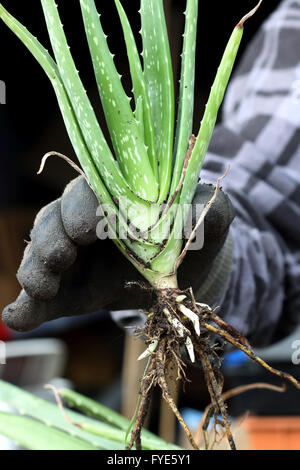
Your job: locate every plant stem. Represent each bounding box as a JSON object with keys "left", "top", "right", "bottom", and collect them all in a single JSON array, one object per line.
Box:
[{"left": 151, "top": 274, "right": 179, "bottom": 290}]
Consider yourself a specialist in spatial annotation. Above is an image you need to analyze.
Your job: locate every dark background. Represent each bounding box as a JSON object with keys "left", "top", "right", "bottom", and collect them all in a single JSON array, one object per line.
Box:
[{"left": 0, "top": 0, "right": 284, "bottom": 423}]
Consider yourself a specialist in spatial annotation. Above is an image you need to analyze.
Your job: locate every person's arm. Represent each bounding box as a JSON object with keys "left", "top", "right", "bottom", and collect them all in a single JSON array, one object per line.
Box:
[{"left": 197, "top": 0, "right": 300, "bottom": 347}]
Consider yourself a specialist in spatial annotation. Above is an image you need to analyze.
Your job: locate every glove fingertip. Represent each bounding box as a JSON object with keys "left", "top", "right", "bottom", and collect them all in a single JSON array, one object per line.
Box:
[
  {"left": 17, "top": 245, "right": 61, "bottom": 301},
  {"left": 193, "top": 183, "right": 235, "bottom": 239},
  {"left": 31, "top": 199, "right": 77, "bottom": 273},
  {"left": 61, "top": 177, "right": 99, "bottom": 246},
  {"left": 2, "top": 291, "right": 48, "bottom": 332}
]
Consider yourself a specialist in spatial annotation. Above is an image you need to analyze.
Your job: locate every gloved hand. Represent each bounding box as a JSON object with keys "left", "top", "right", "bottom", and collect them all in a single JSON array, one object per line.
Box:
[{"left": 2, "top": 176, "right": 235, "bottom": 331}]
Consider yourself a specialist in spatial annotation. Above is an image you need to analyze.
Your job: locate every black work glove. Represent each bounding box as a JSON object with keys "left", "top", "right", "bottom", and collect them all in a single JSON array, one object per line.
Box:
[{"left": 2, "top": 176, "right": 234, "bottom": 332}]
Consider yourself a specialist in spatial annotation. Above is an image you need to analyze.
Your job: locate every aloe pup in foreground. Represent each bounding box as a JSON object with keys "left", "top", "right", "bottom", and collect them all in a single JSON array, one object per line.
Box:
[{"left": 1, "top": 0, "right": 300, "bottom": 450}]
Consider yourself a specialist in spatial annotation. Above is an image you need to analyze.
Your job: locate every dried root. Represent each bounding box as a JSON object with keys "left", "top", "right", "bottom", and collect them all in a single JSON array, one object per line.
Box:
[
  {"left": 195, "top": 382, "right": 286, "bottom": 448},
  {"left": 127, "top": 287, "right": 300, "bottom": 451}
]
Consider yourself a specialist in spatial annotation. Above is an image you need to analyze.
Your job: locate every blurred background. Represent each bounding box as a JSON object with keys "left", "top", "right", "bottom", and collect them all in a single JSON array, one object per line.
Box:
[{"left": 2, "top": 0, "right": 300, "bottom": 451}]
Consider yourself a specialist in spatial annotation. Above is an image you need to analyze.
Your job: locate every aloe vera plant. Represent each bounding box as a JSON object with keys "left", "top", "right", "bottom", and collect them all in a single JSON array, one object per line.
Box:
[
  {"left": 4, "top": 0, "right": 299, "bottom": 451},
  {"left": 0, "top": 0, "right": 247, "bottom": 285}
]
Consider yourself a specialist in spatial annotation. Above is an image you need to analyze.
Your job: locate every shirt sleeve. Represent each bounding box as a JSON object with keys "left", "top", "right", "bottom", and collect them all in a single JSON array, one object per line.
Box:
[{"left": 200, "top": 0, "right": 300, "bottom": 347}]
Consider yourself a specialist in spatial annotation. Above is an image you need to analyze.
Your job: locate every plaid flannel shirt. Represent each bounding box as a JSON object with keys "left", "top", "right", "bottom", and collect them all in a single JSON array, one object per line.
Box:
[{"left": 112, "top": 0, "right": 300, "bottom": 348}]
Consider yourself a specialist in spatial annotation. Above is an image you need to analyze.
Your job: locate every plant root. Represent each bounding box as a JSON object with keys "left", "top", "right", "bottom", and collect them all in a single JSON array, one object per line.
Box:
[
  {"left": 127, "top": 286, "right": 300, "bottom": 451},
  {"left": 126, "top": 357, "right": 156, "bottom": 450},
  {"left": 155, "top": 338, "right": 199, "bottom": 450},
  {"left": 195, "top": 382, "right": 286, "bottom": 448}
]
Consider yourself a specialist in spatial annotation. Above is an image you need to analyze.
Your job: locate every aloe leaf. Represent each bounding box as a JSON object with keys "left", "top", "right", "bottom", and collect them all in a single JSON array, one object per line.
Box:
[
  {"left": 77, "top": 420, "right": 182, "bottom": 450},
  {"left": 0, "top": 380, "right": 124, "bottom": 449},
  {"left": 125, "top": 393, "right": 141, "bottom": 445},
  {"left": 140, "top": 0, "right": 175, "bottom": 203},
  {"left": 59, "top": 388, "right": 165, "bottom": 445},
  {"left": 179, "top": 26, "right": 244, "bottom": 208},
  {"left": 0, "top": 4, "right": 113, "bottom": 213},
  {"left": 59, "top": 388, "right": 130, "bottom": 431},
  {"left": 0, "top": 411, "right": 98, "bottom": 450},
  {"left": 147, "top": 0, "right": 199, "bottom": 247},
  {"left": 40, "top": 0, "right": 157, "bottom": 206},
  {"left": 79, "top": 0, "right": 158, "bottom": 202},
  {"left": 134, "top": 95, "right": 145, "bottom": 138},
  {"left": 0, "top": 381, "right": 182, "bottom": 450},
  {"left": 59, "top": 389, "right": 182, "bottom": 449},
  {"left": 114, "top": 0, "right": 158, "bottom": 179},
  {"left": 170, "top": 0, "right": 198, "bottom": 195}
]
